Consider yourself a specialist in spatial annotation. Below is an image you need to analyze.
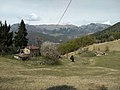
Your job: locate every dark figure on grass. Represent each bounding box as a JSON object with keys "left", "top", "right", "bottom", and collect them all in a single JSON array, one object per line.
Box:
[{"left": 70, "top": 55, "right": 74, "bottom": 62}]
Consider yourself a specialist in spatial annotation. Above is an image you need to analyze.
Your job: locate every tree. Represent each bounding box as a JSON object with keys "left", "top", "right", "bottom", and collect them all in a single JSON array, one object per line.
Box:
[
  {"left": 40, "top": 41, "right": 60, "bottom": 64},
  {"left": 0, "top": 21, "right": 13, "bottom": 54},
  {"left": 14, "top": 20, "right": 28, "bottom": 48},
  {"left": 4, "top": 21, "right": 13, "bottom": 47}
]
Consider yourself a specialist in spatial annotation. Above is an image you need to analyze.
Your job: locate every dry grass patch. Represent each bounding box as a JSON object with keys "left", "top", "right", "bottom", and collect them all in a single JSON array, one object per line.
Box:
[
  {"left": 87, "top": 39, "right": 120, "bottom": 52},
  {"left": 0, "top": 51, "right": 120, "bottom": 90}
]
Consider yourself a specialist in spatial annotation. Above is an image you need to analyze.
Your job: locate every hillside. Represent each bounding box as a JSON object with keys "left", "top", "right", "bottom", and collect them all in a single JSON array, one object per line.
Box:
[
  {"left": 87, "top": 39, "right": 120, "bottom": 52},
  {"left": 93, "top": 22, "right": 120, "bottom": 42},
  {"left": 27, "top": 31, "right": 61, "bottom": 44},
  {"left": 58, "top": 22, "right": 120, "bottom": 54},
  {"left": 35, "top": 24, "right": 76, "bottom": 30},
  {"left": 11, "top": 23, "right": 110, "bottom": 43}
]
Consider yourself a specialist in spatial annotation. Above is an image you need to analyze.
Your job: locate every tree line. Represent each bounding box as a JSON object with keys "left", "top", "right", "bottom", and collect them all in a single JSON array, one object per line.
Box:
[{"left": 0, "top": 20, "right": 28, "bottom": 55}]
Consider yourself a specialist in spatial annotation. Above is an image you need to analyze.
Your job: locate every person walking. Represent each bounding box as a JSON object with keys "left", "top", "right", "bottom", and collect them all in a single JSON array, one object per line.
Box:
[{"left": 70, "top": 55, "right": 74, "bottom": 62}]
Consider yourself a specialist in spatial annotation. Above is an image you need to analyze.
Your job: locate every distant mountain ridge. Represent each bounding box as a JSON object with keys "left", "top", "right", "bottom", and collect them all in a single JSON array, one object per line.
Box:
[
  {"left": 80, "top": 23, "right": 110, "bottom": 33},
  {"left": 11, "top": 23, "right": 110, "bottom": 44},
  {"left": 35, "top": 24, "right": 77, "bottom": 30}
]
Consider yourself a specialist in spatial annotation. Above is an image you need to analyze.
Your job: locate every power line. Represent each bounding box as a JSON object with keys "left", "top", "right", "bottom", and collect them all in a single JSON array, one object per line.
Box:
[{"left": 56, "top": 0, "right": 73, "bottom": 29}]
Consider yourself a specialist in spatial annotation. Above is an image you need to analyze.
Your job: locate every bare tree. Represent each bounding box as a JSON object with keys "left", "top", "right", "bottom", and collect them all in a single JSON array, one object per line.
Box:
[{"left": 40, "top": 41, "right": 60, "bottom": 64}]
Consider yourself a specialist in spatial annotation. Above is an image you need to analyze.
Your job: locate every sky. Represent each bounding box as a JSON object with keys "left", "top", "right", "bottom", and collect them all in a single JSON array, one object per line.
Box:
[{"left": 0, "top": 0, "right": 120, "bottom": 26}]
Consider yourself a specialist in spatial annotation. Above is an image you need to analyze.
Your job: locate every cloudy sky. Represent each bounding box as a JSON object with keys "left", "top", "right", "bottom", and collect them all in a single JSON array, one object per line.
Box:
[{"left": 0, "top": 0, "right": 120, "bottom": 25}]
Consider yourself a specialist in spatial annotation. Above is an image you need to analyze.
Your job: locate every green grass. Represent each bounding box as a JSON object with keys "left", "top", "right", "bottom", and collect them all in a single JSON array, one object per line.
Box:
[
  {"left": 93, "top": 51, "right": 120, "bottom": 69},
  {"left": 0, "top": 52, "right": 120, "bottom": 90}
]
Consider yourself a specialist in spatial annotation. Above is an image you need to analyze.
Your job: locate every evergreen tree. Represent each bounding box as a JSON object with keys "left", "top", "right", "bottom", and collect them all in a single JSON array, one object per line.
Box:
[
  {"left": 4, "top": 21, "right": 13, "bottom": 47},
  {"left": 14, "top": 20, "right": 28, "bottom": 48},
  {"left": 0, "top": 21, "right": 13, "bottom": 53}
]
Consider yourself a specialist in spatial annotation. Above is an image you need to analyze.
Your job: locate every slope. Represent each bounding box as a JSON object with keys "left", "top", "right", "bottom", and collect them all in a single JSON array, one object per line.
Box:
[
  {"left": 58, "top": 22, "right": 120, "bottom": 54},
  {"left": 87, "top": 39, "right": 120, "bottom": 52},
  {"left": 93, "top": 22, "right": 120, "bottom": 42}
]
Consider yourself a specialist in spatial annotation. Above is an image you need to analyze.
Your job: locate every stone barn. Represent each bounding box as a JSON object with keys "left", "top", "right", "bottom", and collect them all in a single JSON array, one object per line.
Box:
[
  {"left": 25, "top": 45, "right": 40, "bottom": 57},
  {"left": 14, "top": 45, "right": 40, "bottom": 60}
]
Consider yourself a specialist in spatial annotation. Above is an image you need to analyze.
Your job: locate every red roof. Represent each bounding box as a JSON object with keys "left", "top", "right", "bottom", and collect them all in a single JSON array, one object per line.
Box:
[{"left": 26, "top": 45, "right": 39, "bottom": 50}]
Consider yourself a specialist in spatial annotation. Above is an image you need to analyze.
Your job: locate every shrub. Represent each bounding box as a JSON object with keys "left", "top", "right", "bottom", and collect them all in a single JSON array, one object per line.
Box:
[
  {"left": 80, "top": 51, "right": 96, "bottom": 57},
  {"left": 40, "top": 41, "right": 60, "bottom": 64},
  {"left": 58, "top": 35, "right": 94, "bottom": 55},
  {"left": 0, "top": 46, "right": 17, "bottom": 56}
]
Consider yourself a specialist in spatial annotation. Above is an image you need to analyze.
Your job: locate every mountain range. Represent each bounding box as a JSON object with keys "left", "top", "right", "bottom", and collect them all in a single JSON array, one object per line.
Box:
[{"left": 10, "top": 23, "right": 110, "bottom": 44}]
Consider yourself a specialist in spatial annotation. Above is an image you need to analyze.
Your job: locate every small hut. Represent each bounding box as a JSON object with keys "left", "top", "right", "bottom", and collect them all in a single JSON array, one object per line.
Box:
[
  {"left": 14, "top": 45, "right": 40, "bottom": 60},
  {"left": 25, "top": 45, "right": 40, "bottom": 57}
]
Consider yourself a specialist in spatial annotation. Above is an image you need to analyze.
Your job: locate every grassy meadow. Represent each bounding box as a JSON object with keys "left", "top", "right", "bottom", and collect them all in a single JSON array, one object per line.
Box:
[{"left": 0, "top": 51, "right": 120, "bottom": 90}]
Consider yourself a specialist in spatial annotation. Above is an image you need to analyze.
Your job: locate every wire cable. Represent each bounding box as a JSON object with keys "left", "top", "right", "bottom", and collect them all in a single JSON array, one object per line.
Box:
[{"left": 56, "top": 0, "right": 73, "bottom": 29}]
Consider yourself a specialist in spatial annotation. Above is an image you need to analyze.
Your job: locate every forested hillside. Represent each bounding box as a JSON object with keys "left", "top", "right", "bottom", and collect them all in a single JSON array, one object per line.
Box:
[{"left": 93, "top": 22, "right": 120, "bottom": 43}]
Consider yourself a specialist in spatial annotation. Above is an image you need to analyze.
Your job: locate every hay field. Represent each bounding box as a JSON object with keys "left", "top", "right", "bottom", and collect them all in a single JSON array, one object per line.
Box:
[{"left": 0, "top": 51, "right": 120, "bottom": 90}]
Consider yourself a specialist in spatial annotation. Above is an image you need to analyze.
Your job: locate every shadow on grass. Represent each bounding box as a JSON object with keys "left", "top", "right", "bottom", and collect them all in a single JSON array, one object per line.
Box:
[{"left": 46, "top": 85, "right": 77, "bottom": 90}]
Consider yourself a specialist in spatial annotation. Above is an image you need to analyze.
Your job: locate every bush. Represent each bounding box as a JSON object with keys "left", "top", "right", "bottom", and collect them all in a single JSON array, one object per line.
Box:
[
  {"left": 0, "top": 46, "right": 17, "bottom": 56},
  {"left": 58, "top": 35, "right": 94, "bottom": 55},
  {"left": 40, "top": 41, "right": 60, "bottom": 64},
  {"left": 80, "top": 51, "right": 96, "bottom": 57}
]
